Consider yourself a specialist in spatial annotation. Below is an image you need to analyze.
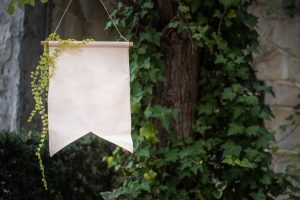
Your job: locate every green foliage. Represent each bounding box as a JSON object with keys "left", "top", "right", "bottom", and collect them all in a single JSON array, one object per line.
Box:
[
  {"left": 279, "top": 145, "right": 300, "bottom": 199},
  {"left": 7, "top": 0, "right": 48, "bottom": 14},
  {"left": 29, "top": 33, "right": 94, "bottom": 190},
  {"left": 276, "top": 97, "right": 300, "bottom": 199},
  {"left": 0, "top": 131, "right": 113, "bottom": 200},
  {"left": 262, "top": 0, "right": 300, "bottom": 17},
  {"left": 282, "top": 0, "right": 300, "bottom": 17},
  {"left": 100, "top": 0, "right": 282, "bottom": 199}
]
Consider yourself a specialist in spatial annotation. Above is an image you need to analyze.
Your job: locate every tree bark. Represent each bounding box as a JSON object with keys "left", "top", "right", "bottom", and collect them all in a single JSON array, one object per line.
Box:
[
  {"left": 157, "top": 0, "right": 173, "bottom": 26},
  {"left": 155, "top": 1, "right": 199, "bottom": 141},
  {"left": 156, "top": 30, "right": 198, "bottom": 140}
]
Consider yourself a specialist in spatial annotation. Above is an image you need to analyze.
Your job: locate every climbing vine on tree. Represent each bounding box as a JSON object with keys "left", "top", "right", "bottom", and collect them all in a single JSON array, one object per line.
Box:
[{"left": 101, "top": 0, "right": 283, "bottom": 199}]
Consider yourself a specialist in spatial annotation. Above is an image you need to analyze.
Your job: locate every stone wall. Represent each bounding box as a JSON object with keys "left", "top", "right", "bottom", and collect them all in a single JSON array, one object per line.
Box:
[
  {"left": 19, "top": 2, "right": 49, "bottom": 130},
  {"left": 251, "top": 0, "right": 300, "bottom": 171},
  {"left": 0, "top": 0, "right": 24, "bottom": 131},
  {"left": 0, "top": 0, "right": 116, "bottom": 131}
]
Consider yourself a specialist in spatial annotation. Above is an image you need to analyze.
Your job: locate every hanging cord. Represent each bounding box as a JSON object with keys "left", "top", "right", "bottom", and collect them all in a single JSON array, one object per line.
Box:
[
  {"left": 53, "top": 0, "right": 129, "bottom": 41},
  {"left": 54, "top": 0, "right": 73, "bottom": 33},
  {"left": 97, "top": 0, "right": 129, "bottom": 41}
]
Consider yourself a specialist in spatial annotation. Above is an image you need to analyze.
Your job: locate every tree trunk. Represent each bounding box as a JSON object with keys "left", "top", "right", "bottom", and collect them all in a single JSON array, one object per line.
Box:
[
  {"left": 156, "top": 0, "right": 199, "bottom": 141},
  {"left": 156, "top": 31, "right": 198, "bottom": 140}
]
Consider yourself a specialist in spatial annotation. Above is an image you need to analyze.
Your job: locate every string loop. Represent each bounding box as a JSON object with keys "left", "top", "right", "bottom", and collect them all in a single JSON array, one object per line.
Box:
[
  {"left": 54, "top": 0, "right": 73, "bottom": 33},
  {"left": 53, "top": 0, "right": 129, "bottom": 41},
  {"left": 97, "top": 0, "right": 129, "bottom": 41}
]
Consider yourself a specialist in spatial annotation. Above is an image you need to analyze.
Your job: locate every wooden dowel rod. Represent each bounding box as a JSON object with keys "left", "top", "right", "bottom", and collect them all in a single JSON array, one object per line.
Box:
[{"left": 40, "top": 41, "right": 134, "bottom": 48}]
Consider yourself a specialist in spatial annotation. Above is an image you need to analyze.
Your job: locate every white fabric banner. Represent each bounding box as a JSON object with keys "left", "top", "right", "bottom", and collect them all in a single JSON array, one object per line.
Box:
[{"left": 48, "top": 42, "right": 133, "bottom": 156}]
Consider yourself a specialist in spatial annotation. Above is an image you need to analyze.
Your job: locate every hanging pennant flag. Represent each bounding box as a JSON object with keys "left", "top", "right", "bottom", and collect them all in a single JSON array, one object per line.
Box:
[{"left": 48, "top": 41, "right": 133, "bottom": 156}]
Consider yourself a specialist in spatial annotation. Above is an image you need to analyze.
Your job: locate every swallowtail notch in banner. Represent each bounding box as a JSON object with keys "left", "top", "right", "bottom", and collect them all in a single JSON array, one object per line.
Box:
[{"left": 46, "top": 41, "right": 133, "bottom": 156}]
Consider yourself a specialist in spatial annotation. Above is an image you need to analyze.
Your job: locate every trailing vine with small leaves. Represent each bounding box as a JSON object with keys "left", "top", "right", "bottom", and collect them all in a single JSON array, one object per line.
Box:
[{"left": 29, "top": 33, "right": 94, "bottom": 190}]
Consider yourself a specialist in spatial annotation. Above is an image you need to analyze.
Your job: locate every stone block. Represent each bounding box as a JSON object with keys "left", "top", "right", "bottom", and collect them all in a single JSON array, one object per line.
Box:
[
  {"left": 289, "top": 57, "right": 300, "bottom": 83},
  {"left": 254, "top": 35, "right": 278, "bottom": 60},
  {"left": 255, "top": 50, "right": 289, "bottom": 80},
  {"left": 272, "top": 152, "right": 288, "bottom": 173},
  {"left": 268, "top": 15, "right": 300, "bottom": 57},
  {"left": 264, "top": 81, "right": 300, "bottom": 106},
  {"left": 252, "top": 1, "right": 300, "bottom": 58},
  {"left": 0, "top": 23, "right": 12, "bottom": 66},
  {"left": 0, "top": 0, "right": 24, "bottom": 131},
  {"left": 265, "top": 107, "right": 300, "bottom": 149}
]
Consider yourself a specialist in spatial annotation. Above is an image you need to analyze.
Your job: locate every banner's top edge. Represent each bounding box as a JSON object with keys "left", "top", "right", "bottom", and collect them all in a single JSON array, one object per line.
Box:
[{"left": 41, "top": 41, "right": 133, "bottom": 48}]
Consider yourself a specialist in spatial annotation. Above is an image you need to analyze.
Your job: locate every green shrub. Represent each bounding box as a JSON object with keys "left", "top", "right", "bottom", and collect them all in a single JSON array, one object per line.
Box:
[{"left": 0, "top": 131, "right": 113, "bottom": 200}]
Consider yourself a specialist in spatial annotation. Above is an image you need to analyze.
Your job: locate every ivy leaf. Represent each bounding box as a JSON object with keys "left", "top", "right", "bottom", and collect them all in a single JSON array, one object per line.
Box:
[
  {"left": 179, "top": 4, "right": 190, "bottom": 13},
  {"left": 228, "top": 122, "right": 244, "bottom": 135},
  {"left": 233, "top": 106, "right": 244, "bottom": 119},
  {"left": 28, "top": 0, "right": 35, "bottom": 6},
  {"left": 221, "top": 141, "right": 242, "bottom": 158},
  {"left": 238, "top": 95, "right": 259, "bottom": 105},
  {"left": 219, "top": 0, "right": 235, "bottom": 8},
  {"left": 232, "top": 83, "right": 243, "bottom": 92},
  {"left": 260, "top": 174, "right": 272, "bottom": 185},
  {"left": 244, "top": 148, "right": 261, "bottom": 161},
  {"left": 140, "top": 28, "right": 161, "bottom": 46},
  {"left": 250, "top": 191, "right": 266, "bottom": 200},
  {"left": 140, "top": 123, "right": 158, "bottom": 143},
  {"left": 142, "top": 1, "right": 153, "bottom": 9},
  {"left": 137, "top": 144, "right": 151, "bottom": 158},
  {"left": 17, "top": 0, "right": 26, "bottom": 8},
  {"left": 165, "top": 147, "right": 181, "bottom": 163},
  {"left": 168, "top": 20, "right": 180, "bottom": 29},
  {"left": 227, "top": 10, "right": 237, "bottom": 19},
  {"left": 190, "top": 1, "right": 201, "bottom": 14},
  {"left": 245, "top": 125, "right": 261, "bottom": 136},
  {"left": 131, "top": 96, "right": 142, "bottom": 114},
  {"left": 236, "top": 68, "right": 250, "bottom": 79},
  {"left": 197, "top": 103, "right": 214, "bottom": 115},
  {"left": 215, "top": 54, "right": 227, "bottom": 64},
  {"left": 140, "top": 57, "right": 151, "bottom": 69},
  {"left": 259, "top": 111, "right": 271, "bottom": 120},
  {"left": 223, "top": 156, "right": 256, "bottom": 168},
  {"left": 137, "top": 46, "right": 147, "bottom": 54},
  {"left": 144, "top": 105, "right": 179, "bottom": 130},
  {"left": 222, "top": 155, "right": 235, "bottom": 166},
  {"left": 213, "top": 10, "right": 222, "bottom": 18},
  {"left": 222, "top": 88, "right": 236, "bottom": 101},
  {"left": 244, "top": 15, "right": 257, "bottom": 28},
  {"left": 257, "top": 133, "right": 274, "bottom": 148},
  {"left": 100, "top": 188, "right": 123, "bottom": 200},
  {"left": 140, "top": 181, "right": 151, "bottom": 192},
  {"left": 7, "top": 0, "right": 15, "bottom": 15},
  {"left": 240, "top": 158, "right": 256, "bottom": 168}
]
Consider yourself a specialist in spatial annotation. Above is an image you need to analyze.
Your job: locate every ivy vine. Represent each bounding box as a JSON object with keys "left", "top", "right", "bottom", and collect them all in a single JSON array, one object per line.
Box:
[
  {"left": 101, "top": 0, "right": 284, "bottom": 199},
  {"left": 29, "top": 33, "right": 93, "bottom": 190}
]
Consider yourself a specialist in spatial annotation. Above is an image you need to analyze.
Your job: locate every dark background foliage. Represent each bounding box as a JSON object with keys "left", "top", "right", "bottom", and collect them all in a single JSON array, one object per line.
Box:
[{"left": 0, "top": 131, "right": 114, "bottom": 200}]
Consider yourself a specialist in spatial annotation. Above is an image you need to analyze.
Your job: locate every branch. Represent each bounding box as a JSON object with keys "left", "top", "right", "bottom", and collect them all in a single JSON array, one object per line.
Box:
[{"left": 276, "top": 121, "right": 300, "bottom": 144}]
